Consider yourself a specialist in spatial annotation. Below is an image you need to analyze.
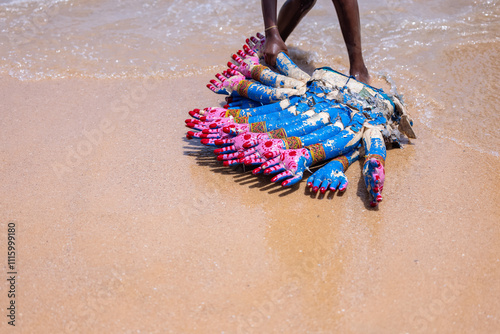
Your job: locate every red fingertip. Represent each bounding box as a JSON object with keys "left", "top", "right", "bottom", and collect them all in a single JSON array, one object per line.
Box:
[
  {"left": 320, "top": 187, "right": 327, "bottom": 194},
  {"left": 271, "top": 175, "right": 278, "bottom": 182},
  {"left": 237, "top": 152, "right": 245, "bottom": 158},
  {"left": 307, "top": 182, "right": 313, "bottom": 188},
  {"left": 209, "top": 123, "right": 218, "bottom": 129},
  {"left": 223, "top": 104, "right": 229, "bottom": 108},
  {"left": 312, "top": 186, "right": 319, "bottom": 193},
  {"left": 199, "top": 133, "right": 208, "bottom": 138},
  {"left": 242, "top": 142, "right": 252, "bottom": 149},
  {"left": 376, "top": 195, "right": 383, "bottom": 202},
  {"left": 214, "top": 139, "right": 224, "bottom": 146},
  {"left": 188, "top": 110, "right": 197, "bottom": 117},
  {"left": 186, "top": 131, "right": 195, "bottom": 139},
  {"left": 264, "top": 152, "right": 274, "bottom": 159},
  {"left": 200, "top": 116, "right": 207, "bottom": 121},
  {"left": 186, "top": 122, "right": 195, "bottom": 128},
  {"left": 200, "top": 139, "right": 210, "bottom": 145},
  {"left": 222, "top": 126, "right": 231, "bottom": 133},
  {"left": 370, "top": 201, "right": 378, "bottom": 207},
  {"left": 217, "top": 155, "right": 224, "bottom": 161}
]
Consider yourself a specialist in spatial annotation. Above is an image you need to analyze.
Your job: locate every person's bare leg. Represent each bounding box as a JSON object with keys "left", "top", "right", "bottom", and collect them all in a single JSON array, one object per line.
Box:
[
  {"left": 277, "top": 0, "right": 317, "bottom": 42},
  {"left": 331, "top": 0, "right": 370, "bottom": 84}
]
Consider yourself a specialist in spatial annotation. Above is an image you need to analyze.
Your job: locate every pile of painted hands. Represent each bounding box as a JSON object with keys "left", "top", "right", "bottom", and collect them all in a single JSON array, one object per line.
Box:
[{"left": 185, "top": 33, "right": 416, "bottom": 207}]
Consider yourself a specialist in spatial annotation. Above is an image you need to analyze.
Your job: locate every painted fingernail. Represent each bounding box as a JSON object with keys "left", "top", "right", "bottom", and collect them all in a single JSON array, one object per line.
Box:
[
  {"left": 271, "top": 176, "right": 278, "bottom": 182},
  {"left": 320, "top": 187, "right": 326, "bottom": 194},
  {"left": 264, "top": 152, "right": 273, "bottom": 159},
  {"left": 200, "top": 139, "right": 210, "bottom": 145},
  {"left": 223, "top": 104, "right": 229, "bottom": 108},
  {"left": 312, "top": 186, "right": 319, "bottom": 193},
  {"left": 307, "top": 182, "right": 312, "bottom": 188},
  {"left": 370, "top": 201, "right": 378, "bottom": 207}
]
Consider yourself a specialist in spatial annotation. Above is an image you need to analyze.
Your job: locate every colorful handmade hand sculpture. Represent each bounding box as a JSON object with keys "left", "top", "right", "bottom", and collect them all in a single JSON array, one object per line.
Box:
[{"left": 185, "top": 33, "right": 416, "bottom": 207}]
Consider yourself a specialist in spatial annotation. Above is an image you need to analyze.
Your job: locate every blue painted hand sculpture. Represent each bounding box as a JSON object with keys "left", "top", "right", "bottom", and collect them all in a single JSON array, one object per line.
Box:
[{"left": 185, "top": 33, "right": 416, "bottom": 207}]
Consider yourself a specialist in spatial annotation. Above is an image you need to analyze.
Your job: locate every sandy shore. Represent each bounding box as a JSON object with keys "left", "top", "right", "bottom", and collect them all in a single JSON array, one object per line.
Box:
[{"left": 1, "top": 74, "right": 499, "bottom": 333}]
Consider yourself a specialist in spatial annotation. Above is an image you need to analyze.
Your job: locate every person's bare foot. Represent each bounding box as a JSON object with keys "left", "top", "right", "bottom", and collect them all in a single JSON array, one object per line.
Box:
[{"left": 350, "top": 64, "right": 371, "bottom": 85}]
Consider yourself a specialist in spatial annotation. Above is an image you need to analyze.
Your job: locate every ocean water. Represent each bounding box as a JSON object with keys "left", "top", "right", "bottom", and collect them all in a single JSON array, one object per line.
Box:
[{"left": 1, "top": 0, "right": 499, "bottom": 155}]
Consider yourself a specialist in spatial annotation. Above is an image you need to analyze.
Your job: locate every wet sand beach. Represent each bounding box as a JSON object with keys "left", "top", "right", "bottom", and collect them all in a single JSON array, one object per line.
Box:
[
  {"left": 1, "top": 0, "right": 500, "bottom": 333},
  {"left": 1, "top": 72, "right": 499, "bottom": 333}
]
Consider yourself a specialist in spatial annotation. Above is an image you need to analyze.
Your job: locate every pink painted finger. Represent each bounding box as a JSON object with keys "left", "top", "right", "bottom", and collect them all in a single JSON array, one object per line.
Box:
[
  {"left": 238, "top": 148, "right": 257, "bottom": 158},
  {"left": 243, "top": 45, "right": 257, "bottom": 57},
  {"left": 217, "top": 152, "right": 240, "bottom": 161},
  {"left": 188, "top": 109, "right": 201, "bottom": 117},
  {"left": 271, "top": 170, "right": 293, "bottom": 183},
  {"left": 223, "top": 158, "right": 242, "bottom": 167},
  {"left": 242, "top": 139, "right": 260, "bottom": 148},
  {"left": 232, "top": 54, "right": 244, "bottom": 64},
  {"left": 185, "top": 118, "right": 201, "bottom": 125},
  {"left": 250, "top": 36, "right": 260, "bottom": 45},
  {"left": 215, "top": 73, "right": 225, "bottom": 81},
  {"left": 227, "top": 62, "right": 239, "bottom": 71},
  {"left": 214, "top": 145, "right": 236, "bottom": 154},
  {"left": 252, "top": 166, "right": 263, "bottom": 174},
  {"left": 209, "top": 79, "right": 223, "bottom": 88},
  {"left": 202, "top": 128, "right": 219, "bottom": 134},
  {"left": 200, "top": 138, "right": 219, "bottom": 146},
  {"left": 207, "top": 83, "right": 220, "bottom": 93},
  {"left": 263, "top": 164, "right": 285, "bottom": 175},
  {"left": 225, "top": 68, "right": 240, "bottom": 77},
  {"left": 260, "top": 156, "right": 281, "bottom": 170},
  {"left": 242, "top": 157, "right": 267, "bottom": 165},
  {"left": 199, "top": 133, "right": 221, "bottom": 139},
  {"left": 263, "top": 148, "right": 283, "bottom": 159},
  {"left": 214, "top": 138, "right": 235, "bottom": 146},
  {"left": 185, "top": 123, "right": 206, "bottom": 131},
  {"left": 187, "top": 131, "right": 204, "bottom": 139}
]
